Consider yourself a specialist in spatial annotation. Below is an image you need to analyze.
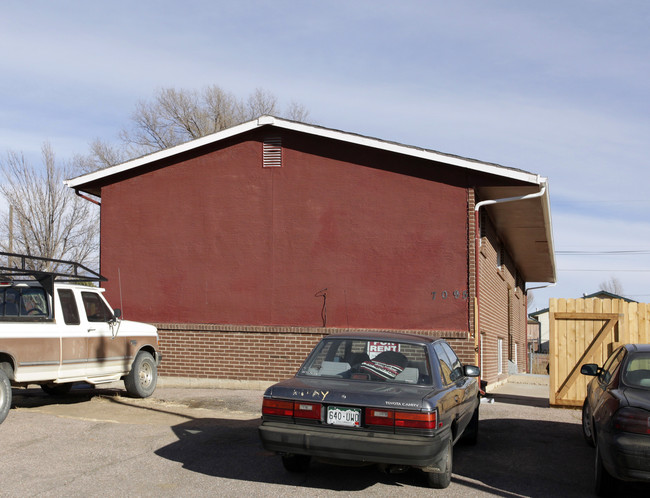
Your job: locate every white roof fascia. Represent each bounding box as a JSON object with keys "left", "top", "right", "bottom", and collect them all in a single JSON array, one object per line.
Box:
[
  {"left": 66, "top": 115, "right": 542, "bottom": 188},
  {"left": 65, "top": 119, "right": 261, "bottom": 188},
  {"left": 271, "top": 117, "right": 542, "bottom": 186}
]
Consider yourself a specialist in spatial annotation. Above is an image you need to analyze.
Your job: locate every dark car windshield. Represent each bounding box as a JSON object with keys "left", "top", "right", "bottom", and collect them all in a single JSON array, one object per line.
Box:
[
  {"left": 298, "top": 338, "right": 432, "bottom": 385},
  {"left": 623, "top": 353, "right": 650, "bottom": 388}
]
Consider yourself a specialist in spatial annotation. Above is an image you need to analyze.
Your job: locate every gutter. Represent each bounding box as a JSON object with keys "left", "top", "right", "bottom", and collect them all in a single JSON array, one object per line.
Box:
[
  {"left": 74, "top": 189, "right": 101, "bottom": 206},
  {"left": 473, "top": 180, "right": 548, "bottom": 392}
]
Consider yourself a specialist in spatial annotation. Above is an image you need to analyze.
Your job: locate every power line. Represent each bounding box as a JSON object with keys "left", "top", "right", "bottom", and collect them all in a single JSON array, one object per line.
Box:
[
  {"left": 559, "top": 269, "right": 650, "bottom": 272},
  {"left": 557, "top": 250, "right": 650, "bottom": 255}
]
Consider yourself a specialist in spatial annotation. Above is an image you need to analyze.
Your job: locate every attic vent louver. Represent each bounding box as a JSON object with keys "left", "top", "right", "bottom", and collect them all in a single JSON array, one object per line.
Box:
[{"left": 263, "top": 137, "right": 282, "bottom": 167}]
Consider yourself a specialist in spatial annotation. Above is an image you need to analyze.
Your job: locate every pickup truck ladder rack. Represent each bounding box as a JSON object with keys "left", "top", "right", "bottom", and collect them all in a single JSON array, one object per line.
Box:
[{"left": 0, "top": 251, "right": 105, "bottom": 284}]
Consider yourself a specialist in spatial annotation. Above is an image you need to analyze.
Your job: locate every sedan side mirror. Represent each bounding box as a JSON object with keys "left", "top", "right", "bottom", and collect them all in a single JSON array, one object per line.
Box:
[
  {"left": 580, "top": 363, "right": 600, "bottom": 376},
  {"left": 464, "top": 365, "right": 480, "bottom": 377}
]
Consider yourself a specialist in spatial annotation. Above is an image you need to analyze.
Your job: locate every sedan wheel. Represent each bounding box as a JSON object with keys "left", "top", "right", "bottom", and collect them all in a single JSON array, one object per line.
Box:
[
  {"left": 426, "top": 439, "right": 452, "bottom": 489},
  {"left": 582, "top": 399, "right": 595, "bottom": 447},
  {"left": 281, "top": 454, "right": 311, "bottom": 472},
  {"left": 595, "top": 443, "right": 617, "bottom": 496}
]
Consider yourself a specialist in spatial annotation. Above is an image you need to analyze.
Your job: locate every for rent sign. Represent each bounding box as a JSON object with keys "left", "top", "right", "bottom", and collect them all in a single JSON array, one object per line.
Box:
[{"left": 367, "top": 341, "right": 400, "bottom": 358}]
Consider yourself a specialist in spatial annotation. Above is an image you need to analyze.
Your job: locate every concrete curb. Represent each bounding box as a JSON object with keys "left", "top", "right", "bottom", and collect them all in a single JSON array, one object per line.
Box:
[{"left": 157, "top": 376, "right": 274, "bottom": 391}]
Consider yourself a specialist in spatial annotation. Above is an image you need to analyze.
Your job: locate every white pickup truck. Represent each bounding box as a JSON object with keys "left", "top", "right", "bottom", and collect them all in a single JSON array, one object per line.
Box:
[{"left": 0, "top": 252, "right": 161, "bottom": 424}]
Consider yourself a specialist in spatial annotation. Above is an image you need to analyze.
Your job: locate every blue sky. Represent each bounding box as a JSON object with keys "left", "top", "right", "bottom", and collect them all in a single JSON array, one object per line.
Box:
[{"left": 2, "top": 1, "right": 649, "bottom": 308}]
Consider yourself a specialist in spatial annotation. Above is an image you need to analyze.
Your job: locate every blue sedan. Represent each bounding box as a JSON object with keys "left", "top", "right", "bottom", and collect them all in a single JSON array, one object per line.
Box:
[
  {"left": 581, "top": 344, "right": 650, "bottom": 496},
  {"left": 258, "top": 332, "right": 481, "bottom": 489}
]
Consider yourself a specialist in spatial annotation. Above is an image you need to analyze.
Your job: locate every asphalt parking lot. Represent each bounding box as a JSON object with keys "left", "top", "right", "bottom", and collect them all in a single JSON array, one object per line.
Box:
[{"left": 0, "top": 376, "right": 647, "bottom": 497}]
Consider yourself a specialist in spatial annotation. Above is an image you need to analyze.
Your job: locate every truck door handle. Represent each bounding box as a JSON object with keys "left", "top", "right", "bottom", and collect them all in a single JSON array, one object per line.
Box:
[{"left": 88, "top": 328, "right": 96, "bottom": 333}]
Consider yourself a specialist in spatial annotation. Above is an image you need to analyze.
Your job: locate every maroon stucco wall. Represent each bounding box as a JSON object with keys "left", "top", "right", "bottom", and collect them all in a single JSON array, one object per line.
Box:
[{"left": 100, "top": 130, "right": 470, "bottom": 331}]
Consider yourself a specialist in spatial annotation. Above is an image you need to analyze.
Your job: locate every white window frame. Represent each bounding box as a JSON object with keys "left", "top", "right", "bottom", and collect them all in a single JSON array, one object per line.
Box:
[{"left": 497, "top": 338, "right": 503, "bottom": 375}]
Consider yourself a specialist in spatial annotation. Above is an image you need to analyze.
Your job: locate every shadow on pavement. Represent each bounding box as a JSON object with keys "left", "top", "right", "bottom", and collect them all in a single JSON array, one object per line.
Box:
[
  {"left": 152, "top": 414, "right": 601, "bottom": 495},
  {"left": 11, "top": 384, "right": 125, "bottom": 408},
  {"left": 487, "top": 393, "right": 550, "bottom": 408}
]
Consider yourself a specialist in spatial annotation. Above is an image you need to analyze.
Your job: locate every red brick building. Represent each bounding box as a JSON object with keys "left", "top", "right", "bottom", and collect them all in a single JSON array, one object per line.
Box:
[{"left": 66, "top": 116, "right": 555, "bottom": 386}]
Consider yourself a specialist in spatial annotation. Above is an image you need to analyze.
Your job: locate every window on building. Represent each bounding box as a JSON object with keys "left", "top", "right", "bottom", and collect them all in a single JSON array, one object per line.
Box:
[
  {"left": 497, "top": 244, "right": 506, "bottom": 269},
  {"left": 497, "top": 338, "right": 503, "bottom": 375}
]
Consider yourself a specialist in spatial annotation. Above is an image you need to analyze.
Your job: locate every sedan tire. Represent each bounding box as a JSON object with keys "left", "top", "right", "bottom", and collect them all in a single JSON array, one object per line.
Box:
[
  {"left": 462, "top": 406, "right": 479, "bottom": 445},
  {"left": 595, "top": 442, "right": 617, "bottom": 496},
  {"left": 281, "top": 454, "right": 311, "bottom": 472},
  {"left": 582, "top": 399, "right": 595, "bottom": 447},
  {"left": 426, "top": 439, "right": 452, "bottom": 489}
]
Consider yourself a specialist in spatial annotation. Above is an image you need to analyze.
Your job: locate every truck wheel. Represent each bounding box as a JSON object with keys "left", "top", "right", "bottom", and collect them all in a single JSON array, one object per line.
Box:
[
  {"left": 0, "top": 365, "right": 12, "bottom": 424},
  {"left": 426, "top": 439, "right": 453, "bottom": 489},
  {"left": 124, "top": 351, "right": 157, "bottom": 398},
  {"left": 41, "top": 383, "right": 73, "bottom": 396}
]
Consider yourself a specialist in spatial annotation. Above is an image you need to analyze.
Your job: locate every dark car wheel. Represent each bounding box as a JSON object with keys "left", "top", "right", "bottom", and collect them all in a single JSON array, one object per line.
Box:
[
  {"left": 595, "top": 442, "right": 618, "bottom": 496},
  {"left": 462, "top": 407, "right": 479, "bottom": 445},
  {"left": 426, "top": 439, "right": 452, "bottom": 489},
  {"left": 281, "top": 454, "right": 311, "bottom": 472},
  {"left": 582, "top": 399, "right": 595, "bottom": 447},
  {"left": 0, "top": 365, "right": 12, "bottom": 424}
]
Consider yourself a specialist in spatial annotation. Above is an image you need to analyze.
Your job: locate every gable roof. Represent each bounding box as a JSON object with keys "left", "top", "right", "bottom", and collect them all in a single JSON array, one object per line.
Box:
[{"left": 65, "top": 115, "right": 556, "bottom": 284}]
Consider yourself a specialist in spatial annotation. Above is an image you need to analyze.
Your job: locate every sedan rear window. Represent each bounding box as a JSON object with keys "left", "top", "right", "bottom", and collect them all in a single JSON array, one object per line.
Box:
[
  {"left": 623, "top": 353, "right": 650, "bottom": 388},
  {"left": 298, "top": 338, "right": 432, "bottom": 385}
]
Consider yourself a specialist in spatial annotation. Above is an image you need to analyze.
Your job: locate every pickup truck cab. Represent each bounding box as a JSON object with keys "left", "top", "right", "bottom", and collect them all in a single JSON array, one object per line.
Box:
[{"left": 0, "top": 253, "right": 161, "bottom": 424}]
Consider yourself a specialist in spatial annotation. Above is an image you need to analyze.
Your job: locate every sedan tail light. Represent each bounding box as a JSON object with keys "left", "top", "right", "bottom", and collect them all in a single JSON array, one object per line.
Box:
[
  {"left": 262, "top": 399, "right": 323, "bottom": 421},
  {"left": 294, "top": 402, "right": 322, "bottom": 420},
  {"left": 366, "top": 408, "right": 437, "bottom": 429},
  {"left": 262, "top": 399, "right": 293, "bottom": 417},
  {"left": 366, "top": 409, "right": 395, "bottom": 426},
  {"left": 395, "top": 411, "right": 437, "bottom": 429},
  {"left": 614, "top": 407, "right": 650, "bottom": 435}
]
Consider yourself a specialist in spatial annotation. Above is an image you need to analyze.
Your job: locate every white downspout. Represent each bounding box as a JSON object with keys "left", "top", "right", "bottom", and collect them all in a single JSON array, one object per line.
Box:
[{"left": 473, "top": 179, "right": 548, "bottom": 389}]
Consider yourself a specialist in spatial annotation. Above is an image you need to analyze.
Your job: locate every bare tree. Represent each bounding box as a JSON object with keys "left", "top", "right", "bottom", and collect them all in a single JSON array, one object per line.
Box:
[
  {"left": 0, "top": 143, "right": 99, "bottom": 271},
  {"left": 85, "top": 85, "right": 311, "bottom": 164},
  {"left": 599, "top": 277, "right": 624, "bottom": 296}
]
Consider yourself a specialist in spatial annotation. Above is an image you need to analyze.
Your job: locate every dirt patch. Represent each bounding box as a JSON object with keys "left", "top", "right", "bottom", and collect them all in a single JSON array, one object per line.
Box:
[{"left": 11, "top": 386, "right": 263, "bottom": 425}]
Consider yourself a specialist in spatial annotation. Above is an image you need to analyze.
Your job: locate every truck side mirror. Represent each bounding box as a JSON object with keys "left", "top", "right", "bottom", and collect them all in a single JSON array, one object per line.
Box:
[{"left": 113, "top": 309, "right": 122, "bottom": 320}]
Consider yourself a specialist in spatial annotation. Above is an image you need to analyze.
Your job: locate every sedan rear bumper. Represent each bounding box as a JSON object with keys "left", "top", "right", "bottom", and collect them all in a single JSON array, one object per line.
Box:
[
  {"left": 259, "top": 422, "right": 450, "bottom": 470},
  {"left": 608, "top": 433, "right": 650, "bottom": 482}
]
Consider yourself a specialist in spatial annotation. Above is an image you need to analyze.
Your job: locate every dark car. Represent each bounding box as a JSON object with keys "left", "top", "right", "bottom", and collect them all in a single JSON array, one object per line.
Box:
[
  {"left": 258, "top": 332, "right": 480, "bottom": 488},
  {"left": 581, "top": 344, "right": 650, "bottom": 495}
]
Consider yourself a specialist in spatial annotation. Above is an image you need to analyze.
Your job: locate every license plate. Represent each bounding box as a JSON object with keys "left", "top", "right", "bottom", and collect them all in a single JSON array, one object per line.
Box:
[{"left": 327, "top": 406, "right": 361, "bottom": 427}]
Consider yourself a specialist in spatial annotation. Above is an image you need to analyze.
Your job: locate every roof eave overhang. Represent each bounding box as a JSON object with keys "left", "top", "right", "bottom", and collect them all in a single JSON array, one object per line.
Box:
[
  {"left": 65, "top": 115, "right": 542, "bottom": 193},
  {"left": 477, "top": 181, "right": 557, "bottom": 285}
]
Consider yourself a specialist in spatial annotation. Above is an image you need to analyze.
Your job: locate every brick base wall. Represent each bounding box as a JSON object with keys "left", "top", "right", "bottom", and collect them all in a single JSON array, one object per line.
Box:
[{"left": 154, "top": 324, "right": 471, "bottom": 382}]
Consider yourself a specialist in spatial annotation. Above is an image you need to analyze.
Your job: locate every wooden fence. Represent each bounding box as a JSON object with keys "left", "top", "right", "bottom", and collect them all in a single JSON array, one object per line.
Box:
[{"left": 549, "top": 298, "right": 650, "bottom": 407}]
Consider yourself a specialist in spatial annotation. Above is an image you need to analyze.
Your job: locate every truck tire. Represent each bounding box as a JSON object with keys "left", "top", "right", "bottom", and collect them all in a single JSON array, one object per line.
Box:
[
  {"left": 124, "top": 351, "right": 157, "bottom": 398},
  {"left": 0, "top": 365, "right": 12, "bottom": 424}
]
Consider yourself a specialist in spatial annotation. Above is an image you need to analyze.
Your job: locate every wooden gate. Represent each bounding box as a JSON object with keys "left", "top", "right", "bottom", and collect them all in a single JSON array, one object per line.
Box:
[{"left": 549, "top": 298, "right": 650, "bottom": 407}]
